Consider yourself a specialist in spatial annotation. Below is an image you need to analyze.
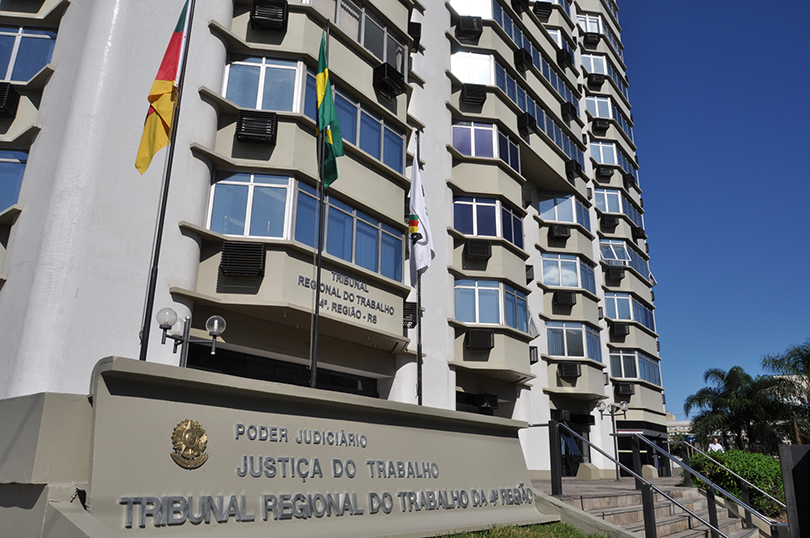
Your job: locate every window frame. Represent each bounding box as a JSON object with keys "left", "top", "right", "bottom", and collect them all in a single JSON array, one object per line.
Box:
[
  {"left": 541, "top": 253, "right": 596, "bottom": 294},
  {"left": 206, "top": 172, "right": 295, "bottom": 239},
  {"left": 222, "top": 56, "right": 307, "bottom": 113},
  {"left": 454, "top": 279, "right": 529, "bottom": 332},
  {"left": 0, "top": 25, "right": 56, "bottom": 82},
  {"left": 546, "top": 321, "right": 601, "bottom": 361},
  {"left": 0, "top": 149, "right": 27, "bottom": 213}
]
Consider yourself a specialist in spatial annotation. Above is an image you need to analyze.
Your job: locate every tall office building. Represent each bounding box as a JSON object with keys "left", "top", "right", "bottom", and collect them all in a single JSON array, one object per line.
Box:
[{"left": 0, "top": 0, "right": 665, "bottom": 476}]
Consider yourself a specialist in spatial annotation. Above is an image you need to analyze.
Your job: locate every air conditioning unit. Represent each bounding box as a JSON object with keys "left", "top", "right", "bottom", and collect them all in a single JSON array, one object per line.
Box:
[
  {"left": 403, "top": 301, "right": 418, "bottom": 328},
  {"left": 456, "top": 16, "right": 483, "bottom": 40},
  {"left": 525, "top": 264, "right": 535, "bottom": 284},
  {"left": 476, "top": 393, "right": 499, "bottom": 409},
  {"left": 592, "top": 118, "right": 611, "bottom": 133},
  {"left": 632, "top": 226, "right": 647, "bottom": 240},
  {"left": 606, "top": 265, "right": 625, "bottom": 281},
  {"left": 596, "top": 164, "right": 614, "bottom": 178},
  {"left": 219, "top": 241, "right": 266, "bottom": 277},
  {"left": 514, "top": 48, "right": 533, "bottom": 72},
  {"left": 464, "top": 238, "right": 492, "bottom": 261},
  {"left": 561, "top": 102, "right": 577, "bottom": 123},
  {"left": 408, "top": 21, "right": 422, "bottom": 50},
  {"left": 645, "top": 243, "right": 650, "bottom": 253},
  {"left": 610, "top": 322, "right": 630, "bottom": 337},
  {"left": 587, "top": 73, "right": 605, "bottom": 89},
  {"left": 236, "top": 110, "right": 278, "bottom": 144},
  {"left": 584, "top": 32, "right": 600, "bottom": 46},
  {"left": 617, "top": 382, "right": 635, "bottom": 395},
  {"left": 601, "top": 214, "right": 620, "bottom": 229},
  {"left": 651, "top": 290, "right": 655, "bottom": 302},
  {"left": 372, "top": 62, "right": 406, "bottom": 100},
  {"left": 549, "top": 224, "right": 571, "bottom": 239},
  {"left": 511, "top": 0, "right": 529, "bottom": 14},
  {"left": 623, "top": 172, "right": 636, "bottom": 190},
  {"left": 550, "top": 409, "right": 571, "bottom": 421},
  {"left": 250, "top": 0, "right": 288, "bottom": 31},
  {"left": 0, "top": 82, "right": 20, "bottom": 118},
  {"left": 460, "top": 83, "right": 487, "bottom": 106},
  {"left": 559, "top": 362, "right": 581, "bottom": 378},
  {"left": 556, "top": 48, "right": 574, "bottom": 70},
  {"left": 529, "top": 346, "right": 539, "bottom": 364},
  {"left": 466, "top": 329, "right": 495, "bottom": 350},
  {"left": 553, "top": 290, "right": 577, "bottom": 306},
  {"left": 532, "top": 1, "right": 553, "bottom": 19},
  {"left": 517, "top": 112, "right": 537, "bottom": 136},
  {"left": 565, "top": 159, "right": 582, "bottom": 180}
]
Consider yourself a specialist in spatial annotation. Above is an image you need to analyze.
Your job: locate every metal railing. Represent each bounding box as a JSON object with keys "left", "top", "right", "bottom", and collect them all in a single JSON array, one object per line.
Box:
[
  {"left": 547, "top": 420, "right": 730, "bottom": 538},
  {"left": 630, "top": 433, "right": 788, "bottom": 538},
  {"left": 679, "top": 440, "right": 786, "bottom": 511}
]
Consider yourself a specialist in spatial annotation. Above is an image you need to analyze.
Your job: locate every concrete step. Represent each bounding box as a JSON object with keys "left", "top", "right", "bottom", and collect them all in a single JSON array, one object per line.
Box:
[
  {"left": 624, "top": 512, "right": 744, "bottom": 538},
  {"left": 589, "top": 497, "right": 709, "bottom": 526},
  {"left": 665, "top": 524, "right": 759, "bottom": 538},
  {"left": 561, "top": 485, "right": 704, "bottom": 511}
]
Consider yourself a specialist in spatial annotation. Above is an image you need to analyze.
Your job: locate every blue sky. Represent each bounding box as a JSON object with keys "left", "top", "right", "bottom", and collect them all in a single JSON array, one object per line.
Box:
[{"left": 618, "top": 1, "right": 810, "bottom": 419}]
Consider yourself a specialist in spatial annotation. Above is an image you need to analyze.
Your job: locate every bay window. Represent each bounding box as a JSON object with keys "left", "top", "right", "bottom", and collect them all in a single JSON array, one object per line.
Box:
[
  {"left": 600, "top": 239, "right": 653, "bottom": 283},
  {"left": 547, "top": 322, "right": 601, "bottom": 361},
  {"left": 453, "top": 196, "right": 524, "bottom": 249},
  {"left": 208, "top": 172, "right": 292, "bottom": 238},
  {"left": 0, "top": 26, "right": 56, "bottom": 82},
  {"left": 590, "top": 141, "right": 638, "bottom": 182},
  {"left": 577, "top": 13, "right": 622, "bottom": 60},
  {"left": 0, "top": 150, "right": 26, "bottom": 213},
  {"left": 581, "top": 54, "right": 629, "bottom": 101},
  {"left": 452, "top": 122, "right": 520, "bottom": 173},
  {"left": 595, "top": 188, "right": 643, "bottom": 228},
  {"left": 335, "top": 89, "right": 406, "bottom": 173},
  {"left": 611, "top": 349, "right": 661, "bottom": 386},
  {"left": 541, "top": 253, "right": 596, "bottom": 294},
  {"left": 538, "top": 193, "right": 591, "bottom": 230},
  {"left": 455, "top": 279, "right": 528, "bottom": 332},
  {"left": 605, "top": 292, "right": 655, "bottom": 331},
  {"left": 586, "top": 96, "right": 633, "bottom": 140}
]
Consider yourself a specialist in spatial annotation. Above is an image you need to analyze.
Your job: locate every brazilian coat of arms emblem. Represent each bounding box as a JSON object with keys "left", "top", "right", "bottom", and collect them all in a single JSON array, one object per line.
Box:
[{"left": 171, "top": 419, "right": 209, "bottom": 469}]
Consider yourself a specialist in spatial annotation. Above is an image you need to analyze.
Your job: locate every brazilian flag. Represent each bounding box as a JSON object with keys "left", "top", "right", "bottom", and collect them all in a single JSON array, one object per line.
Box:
[{"left": 316, "top": 32, "right": 344, "bottom": 188}]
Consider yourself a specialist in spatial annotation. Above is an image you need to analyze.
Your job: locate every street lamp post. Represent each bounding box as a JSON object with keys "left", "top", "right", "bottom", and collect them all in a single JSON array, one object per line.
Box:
[
  {"left": 156, "top": 307, "right": 227, "bottom": 367},
  {"left": 597, "top": 400, "right": 628, "bottom": 481}
]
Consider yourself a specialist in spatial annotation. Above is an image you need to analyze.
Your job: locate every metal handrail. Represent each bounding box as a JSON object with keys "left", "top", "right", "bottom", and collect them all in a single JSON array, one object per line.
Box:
[
  {"left": 681, "top": 440, "right": 786, "bottom": 510},
  {"left": 632, "top": 433, "right": 788, "bottom": 532},
  {"left": 556, "top": 423, "right": 730, "bottom": 538}
]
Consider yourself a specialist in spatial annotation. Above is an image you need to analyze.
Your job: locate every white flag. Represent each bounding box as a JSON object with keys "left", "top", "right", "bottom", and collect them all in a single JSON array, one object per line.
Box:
[{"left": 408, "top": 139, "right": 434, "bottom": 286}]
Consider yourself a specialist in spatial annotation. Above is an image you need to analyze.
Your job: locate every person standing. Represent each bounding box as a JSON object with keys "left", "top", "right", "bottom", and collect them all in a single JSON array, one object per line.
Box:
[{"left": 708, "top": 437, "right": 724, "bottom": 452}]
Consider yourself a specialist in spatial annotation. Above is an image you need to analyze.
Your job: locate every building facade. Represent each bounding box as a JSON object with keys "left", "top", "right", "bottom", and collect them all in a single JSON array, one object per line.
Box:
[{"left": 0, "top": 0, "right": 665, "bottom": 477}]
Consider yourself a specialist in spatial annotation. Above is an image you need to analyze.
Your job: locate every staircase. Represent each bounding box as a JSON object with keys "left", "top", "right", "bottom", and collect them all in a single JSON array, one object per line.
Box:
[{"left": 557, "top": 481, "right": 759, "bottom": 538}]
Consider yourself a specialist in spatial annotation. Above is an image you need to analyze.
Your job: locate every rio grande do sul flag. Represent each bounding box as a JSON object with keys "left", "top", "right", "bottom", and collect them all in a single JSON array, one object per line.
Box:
[
  {"left": 135, "top": 0, "right": 189, "bottom": 174},
  {"left": 408, "top": 140, "right": 434, "bottom": 286}
]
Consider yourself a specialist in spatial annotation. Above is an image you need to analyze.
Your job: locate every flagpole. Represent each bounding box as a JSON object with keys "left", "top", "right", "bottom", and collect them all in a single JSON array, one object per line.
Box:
[
  {"left": 415, "top": 131, "right": 423, "bottom": 405},
  {"left": 309, "top": 22, "right": 330, "bottom": 388},
  {"left": 138, "top": 0, "right": 197, "bottom": 362}
]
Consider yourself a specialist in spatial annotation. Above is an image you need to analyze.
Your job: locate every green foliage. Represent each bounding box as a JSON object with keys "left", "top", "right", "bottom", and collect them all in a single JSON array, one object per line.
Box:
[
  {"left": 440, "top": 522, "right": 604, "bottom": 538},
  {"left": 688, "top": 449, "right": 784, "bottom": 518}
]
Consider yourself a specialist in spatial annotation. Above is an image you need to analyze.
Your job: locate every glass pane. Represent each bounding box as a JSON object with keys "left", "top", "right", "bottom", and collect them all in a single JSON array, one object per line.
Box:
[
  {"left": 383, "top": 127, "right": 403, "bottom": 173},
  {"left": 478, "top": 289, "right": 500, "bottom": 323},
  {"left": 249, "top": 186, "right": 286, "bottom": 237},
  {"left": 539, "top": 197, "right": 556, "bottom": 221},
  {"left": 548, "top": 328, "right": 564, "bottom": 355},
  {"left": 623, "top": 356, "right": 637, "bottom": 378},
  {"left": 509, "top": 141, "right": 519, "bottom": 171},
  {"left": 473, "top": 126, "right": 493, "bottom": 158},
  {"left": 617, "top": 297, "right": 631, "bottom": 319},
  {"left": 557, "top": 196, "right": 574, "bottom": 222},
  {"left": 453, "top": 125, "right": 471, "bottom": 155},
  {"left": 0, "top": 35, "right": 14, "bottom": 80},
  {"left": 210, "top": 184, "right": 248, "bottom": 235},
  {"left": 453, "top": 202, "right": 473, "bottom": 234},
  {"left": 542, "top": 260, "right": 560, "bottom": 286},
  {"left": 380, "top": 232, "right": 402, "bottom": 281},
  {"left": 326, "top": 206, "right": 353, "bottom": 261},
  {"left": 513, "top": 216, "right": 523, "bottom": 248},
  {"left": 359, "top": 110, "right": 381, "bottom": 159},
  {"left": 605, "top": 299, "right": 616, "bottom": 319},
  {"left": 498, "top": 133, "right": 508, "bottom": 163},
  {"left": 566, "top": 328, "right": 584, "bottom": 356},
  {"left": 501, "top": 208, "right": 512, "bottom": 243},
  {"left": 455, "top": 288, "right": 475, "bottom": 323},
  {"left": 355, "top": 220, "right": 379, "bottom": 272},
  {"left": 226, "top": 64, "right": 260, "bottom": 108},
  {"left": 476, "top": 204, "right": 496, "bottom": 236},
  {"left": 517, "top": 297, "right": 527, "bottom": 332},
  {"left": 304, "top": 74, "right": 317, "bottom": 119},
  {"left": 261, "top": 66, "right": 296, "bottom": 111},
  {"left": 504, "top": 292, "right": 516, "bottom": 329},
  {"left": 608, "top": 192, "right": 621, "bottom": 213},
  {"left": 561, "top": 261, "right": 578, "bottom": 287},
  {"left": 610, "top": 355, "right": 622, "bottom": 376},
  {"left": 335, "top": 94, "right": 357, "bottom": 145},
  {"left": 386, "top": 35, "right": 404, "bottom": 71},
  {"left": 294, "top": 190, "right": 318, "bottom": 246},
  {"left": 0, "top": 161, "right": 25, "bottom": 212},
  {"left": 12, "top": 36, "right": 54, "bottom": 81},
  {"left": 364, "top": 18, "right": 385, "bottom": 60}
]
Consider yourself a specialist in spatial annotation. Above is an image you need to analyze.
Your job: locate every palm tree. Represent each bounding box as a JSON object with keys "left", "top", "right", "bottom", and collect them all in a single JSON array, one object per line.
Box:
[
  {"left": 684, "top": 366, "right": 785, "bottom": 453},
  {"left": 761, "top": 339, "right": 810, "bottom": 443}
]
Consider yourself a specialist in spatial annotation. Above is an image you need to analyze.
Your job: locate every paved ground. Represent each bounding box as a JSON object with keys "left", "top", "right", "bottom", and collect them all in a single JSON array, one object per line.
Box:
[{"left": 532, "top": 476, "right": 684, "bottom": 496}]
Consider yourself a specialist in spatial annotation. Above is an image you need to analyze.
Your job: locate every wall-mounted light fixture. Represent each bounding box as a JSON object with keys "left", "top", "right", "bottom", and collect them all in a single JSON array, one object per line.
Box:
[{"left": 156, "top": 308, "right": 227, "bottom": 367}]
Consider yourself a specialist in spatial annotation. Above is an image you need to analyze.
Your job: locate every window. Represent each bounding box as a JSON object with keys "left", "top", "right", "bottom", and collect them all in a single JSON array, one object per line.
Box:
[
  {"left": 537, "top": 194, "right": 591, "bottom": 230},
  {"left": 600, "top": 239, "right": 653, "bottom": 283},
  {"left": 295, "top": 183, "right": 403, "bottom": 281},
  {"left": 586, "top": 97, "right": 633, "bottom": 140},
  {"left": 224, "top": 57, "right": 305, "bottom": 112},
  {"left": 605, "top": 292, "right": 655, "bottom": 331},
  {"left": 577, "top": 13, "right": 622, "bottom": 60},
  {"left": 581, "top": 54, "right": 629, "bottom": 101},
  {"left": 611, "top": 349, "right": 661, "bottom": 386},
  {"left": 208, "top": 172, "right": 292, "bottom": 237},
  {"left": 590, "top": 141, "right": 638, "bottom": 182},
  {"left": 547, "top": 322, "right": 601, "bottom": 361},
  {"left": 450, "top": 52, "right": 492, "bottom": 85},
  {"left": 452, "top": 122, "right": 520, "bottom": 173},
  {"left": 541, "top": 253, "right": 596, "bottom": 294},
  {"left": 455, "top": 279, "right": 528, "bottom": 332},
  {"left": 0, "top": 26, "right": 56, "bottom": 82},
  {"left": 454, "top": 196, "right": 523, "bottom": 248},
  {"left": 495, "top": 63, "right": 584, "bottom": 167},
  {"left": 448, "top": 0, "right": 493, "bottom": 17},
  {"left": 335, "top": 89, "right": 405, "bottom": 173},
  {"left": 594, "top": 189, "right": 643, "bottom": 228},
  {"left": 310, "top": 0, "right": 406, "bottom": 72},
  {"left": 0, "top": 150, "right": 26, "bottom": 212}
]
